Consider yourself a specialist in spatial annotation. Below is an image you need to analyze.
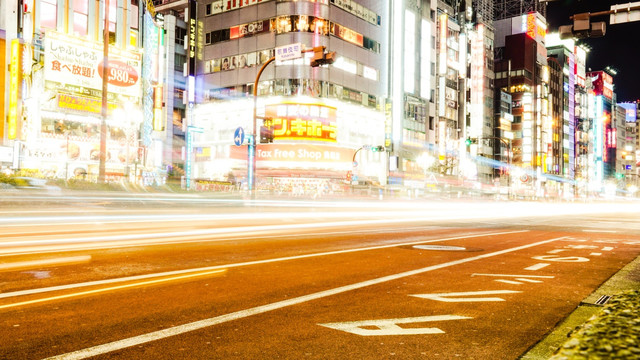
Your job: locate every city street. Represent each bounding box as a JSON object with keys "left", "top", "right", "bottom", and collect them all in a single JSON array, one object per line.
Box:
[{"left": 1, "top": 194, "right": 639, "bottom": 359}]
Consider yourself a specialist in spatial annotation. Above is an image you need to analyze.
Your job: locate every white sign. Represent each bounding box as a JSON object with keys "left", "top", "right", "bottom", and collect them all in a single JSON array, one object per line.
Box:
[
  {"left": 44, "top": 31, "right": 142, "bottom": 101},
  {"left": 0, "top": 146, "right": 13, "bottom": 163},
  {"left": 275, "top": 43, "right": 302, "bottom": 62},
  {"left": 610, "top": 2, "right": 640, "bottom": 24}
]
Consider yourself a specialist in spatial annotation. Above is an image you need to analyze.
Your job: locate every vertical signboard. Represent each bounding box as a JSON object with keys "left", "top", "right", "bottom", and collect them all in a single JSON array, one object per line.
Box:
[
  {"left": 8, "top": 39, "right": 22, "bottom": 140},
  {"left": 188, "top": 0, "right": 197, "bottom": 77},
  {"left": 142, "top": 13, "right": 159, "bottom": 146},
  {"left": 469, "top": 24, "right": 484, "bottom": 138}
]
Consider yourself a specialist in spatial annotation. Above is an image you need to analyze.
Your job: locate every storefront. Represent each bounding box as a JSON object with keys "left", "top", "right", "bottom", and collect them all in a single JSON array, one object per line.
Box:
[{"left": 192, "top": 97, "right": 387, "bottom": 188}]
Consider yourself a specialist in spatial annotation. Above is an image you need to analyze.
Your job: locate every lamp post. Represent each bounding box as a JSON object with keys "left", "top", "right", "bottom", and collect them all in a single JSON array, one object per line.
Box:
[
  {"left": 98, "top": 0, "right": 110, "bottom": 183},
  {"left": 248, "top": 45, "right": 335, "bottom": 196}
]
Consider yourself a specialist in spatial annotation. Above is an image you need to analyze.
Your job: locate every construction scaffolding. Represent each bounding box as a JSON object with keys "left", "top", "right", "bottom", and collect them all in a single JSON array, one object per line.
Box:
[
  {"left": 493, "top": 0, "right": 546, "bottom": 20},
  {"left": 473, "top": 0, "right": 495, "bottom": 26}
]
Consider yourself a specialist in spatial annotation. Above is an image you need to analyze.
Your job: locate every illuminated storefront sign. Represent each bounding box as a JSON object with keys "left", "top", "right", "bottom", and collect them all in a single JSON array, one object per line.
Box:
[
  {"left": 58, "top": 93, "right": 117, "bottom": 114},
  {"left": 230, "top": 20, "right": 270, "bottom": 39},
  {"left": 230, "top": 143, "right": 352, "bottom": 168},
  {"left": 331, "top": 23, "right": 364, "bottom": 47},
  {"left": 8, "top": 39, "right": 21, "bottom": 140},
  {"left": 265, "top": 103, "right": 337, "bottom": 142},
  {"left": 44, "top": 31, "right": 141, "bottom": 102},
  {"left": 188, "top": 0, "right": 197, "bottom": 76}
]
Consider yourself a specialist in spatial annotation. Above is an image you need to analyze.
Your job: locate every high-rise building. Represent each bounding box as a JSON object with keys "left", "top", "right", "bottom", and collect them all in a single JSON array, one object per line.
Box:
[
  {"left": 191, "top": 1, "right": 389, "bottom": 190},
  {"left": 493, "top": 11, "right": 549, "bottom": 198},
  {"left": 0, "top": 0, "right": 157, "bottom": 181}
]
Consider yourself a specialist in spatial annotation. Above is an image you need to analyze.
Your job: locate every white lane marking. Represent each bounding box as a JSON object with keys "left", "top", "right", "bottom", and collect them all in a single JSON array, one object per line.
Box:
[
  {"left": 602, "top": 247, "right": 614, "bottom": 251},
  {"left": 547, "top": 249, "right": 568, "bottom": 254},
  {"left": 412, "top": 290, "right": 521, "bottom": 302},
  {"left": 318, "top": 315, "right": 472, "bottom": 336},
  {"left": 590, "top": 253, "right": 602, "bottom": 256},
  {"left": 525, "top": 263, "right": 550, "bottom": 271},
  {"left": 532, "top": 255, "right": 590, "bottom": 262},
  {"left": 44, "top": 236, "right": 567, "bottom": 360},
  {"left": 582, "top": 230, "right": 617, "bottom": 233},
  {"left": 494, "top": 279, "right": 523, "bottom": 285},
  {"left": 471, "top": 273, "right": 554, "bottom": 279},
  {"left": 0, "top": 230, "right": 525, "bottom": 300},
  {"left": 516, "top": 278, "right": 544, "bottom": 283},
  {"left": 0, "top": 255, "right": 91, "bottom": 271}
]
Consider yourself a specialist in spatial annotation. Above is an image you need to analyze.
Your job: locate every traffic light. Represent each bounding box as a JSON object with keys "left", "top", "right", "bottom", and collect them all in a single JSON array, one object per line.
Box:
[
  {"left": 371, "top": 145, "right": 385, "bottom": 152},
  {"left": 465, "top": 137, "right": 477, "bottom": 146},
  {"left": 559, "top": 13, "right": 606, "bottom": 39},
  {"left": 310, "top": 46, "right": 336, "bottom": 67},
  {"left": 260, "top": 118, "right": 274, "bottom": 143}
]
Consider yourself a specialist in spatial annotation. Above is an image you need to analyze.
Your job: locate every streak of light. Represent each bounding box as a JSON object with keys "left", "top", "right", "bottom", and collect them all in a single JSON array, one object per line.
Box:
[
  {"left": 0, "top": 213, "right": 528, "bottom": 251},
  {"left": 44, "top": 236, "right": 568, "bottom": 360},
  {"left": 1, "top": 230, "right": 526, "bottom": 300},
  {"left": 0, "top": 255, "right": 91, "bottom": 272},
  {"left": 0, "top": 269, "right": 227, "bottom": 311},
  {"left": 0, "top": 201, "right": 636, "bottom": 227}
]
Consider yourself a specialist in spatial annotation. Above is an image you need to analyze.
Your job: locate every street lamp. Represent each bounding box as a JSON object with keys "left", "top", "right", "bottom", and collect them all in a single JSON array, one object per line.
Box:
[{"left": 248, "top": 45, "right": 335, "bottom": 196}]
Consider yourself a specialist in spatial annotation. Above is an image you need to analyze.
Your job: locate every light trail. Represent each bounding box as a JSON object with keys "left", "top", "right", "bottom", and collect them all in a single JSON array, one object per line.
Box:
[
  {"left": 0, "top": 269, "right": 227, "bottom": 311},
  {"left": 0, "top": 230, "right": 527, "bottom": 300},
  {"left": 0, "top": 255, "right": 91, "bottom": 272}
]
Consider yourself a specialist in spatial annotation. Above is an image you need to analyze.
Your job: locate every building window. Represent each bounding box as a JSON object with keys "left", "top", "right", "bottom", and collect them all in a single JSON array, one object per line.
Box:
[
  {"left": 175, "top": 53, "right": 186, "bottom": 71},
  {"left": 73, "top": 0, "right": 88, "bottom": 36},
  {"left": 175, "top": 27, "right": 187, "bottom": 46},
  {"left": 41, "top": 0, "right": 57, "bottom": 29}
]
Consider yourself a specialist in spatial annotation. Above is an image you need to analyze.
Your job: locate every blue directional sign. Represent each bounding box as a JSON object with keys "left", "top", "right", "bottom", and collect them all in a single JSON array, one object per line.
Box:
[{"left": 234, "top": 127, "right": 245, "bottom": 146}]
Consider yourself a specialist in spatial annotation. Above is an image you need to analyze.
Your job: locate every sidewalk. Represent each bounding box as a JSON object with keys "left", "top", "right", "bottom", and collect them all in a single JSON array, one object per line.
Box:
[{"left": 521, "top": 255, "right": 640, "bottom": 359}]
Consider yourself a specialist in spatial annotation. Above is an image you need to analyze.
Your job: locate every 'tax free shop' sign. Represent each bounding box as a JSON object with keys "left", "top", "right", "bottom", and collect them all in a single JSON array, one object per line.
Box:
[{"left": 231, "top": 144, "right": 353, "bottom": 168}]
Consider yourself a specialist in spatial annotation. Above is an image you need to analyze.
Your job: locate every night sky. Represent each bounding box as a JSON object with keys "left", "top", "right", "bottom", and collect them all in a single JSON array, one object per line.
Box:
[{"left": 545, "top": 0, "right": 640, "bottom": 102}]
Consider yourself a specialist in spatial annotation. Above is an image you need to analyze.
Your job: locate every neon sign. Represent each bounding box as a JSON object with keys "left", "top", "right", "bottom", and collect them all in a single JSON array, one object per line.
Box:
[{"left": 265, "top": 103, "right": 337, "bottom": 142}]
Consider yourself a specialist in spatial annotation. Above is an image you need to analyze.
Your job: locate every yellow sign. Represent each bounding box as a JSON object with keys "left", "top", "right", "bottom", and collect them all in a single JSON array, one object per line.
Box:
[
  {"left": 58, "top": 93, "right": 117, "bottom": 114},
  {"left": 8, "top": 39, "right": 21, "bottom": 140}
]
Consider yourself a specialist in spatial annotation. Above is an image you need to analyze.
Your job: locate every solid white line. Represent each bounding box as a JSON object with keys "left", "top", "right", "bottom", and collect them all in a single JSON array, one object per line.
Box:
[
  {"left": 525, "top": 263, "right": 550, "bottom": 271},
  {"left": 582, "top": 230, "right": 617, "bottom": 233},
  {"left": 494, "top": 279, "right": 523, "bottom": 285},
  {"left": 515, "top": 278, "right": 544, "bottom": 283},
  {"left": 471, "top": 273, "right": 554, "bottom": 279},
  {"left": 0, "top": 230, "right": 526, "bottom": 300},
  {"left": 44, "top": 235, "right": 567, "bottom": 360}
]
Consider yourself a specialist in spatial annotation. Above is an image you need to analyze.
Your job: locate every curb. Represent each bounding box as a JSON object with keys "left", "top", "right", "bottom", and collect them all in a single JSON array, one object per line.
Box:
[{"left": 521, "top": 254, "right": 640, "bottom": 359}]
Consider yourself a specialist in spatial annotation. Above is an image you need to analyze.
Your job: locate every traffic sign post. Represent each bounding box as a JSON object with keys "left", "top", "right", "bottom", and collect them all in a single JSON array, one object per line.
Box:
[
  {"left": 234, "top": 127, "right": 245, "bottom": 146},
  {"left": 185, "top": 126, "right": 203, "bottom": 191}
]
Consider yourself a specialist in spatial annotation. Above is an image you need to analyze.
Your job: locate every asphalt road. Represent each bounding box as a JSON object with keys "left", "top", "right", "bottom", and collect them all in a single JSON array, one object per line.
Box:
[{"left": 1, "top": 194, "right": 639, "bottom": 359}]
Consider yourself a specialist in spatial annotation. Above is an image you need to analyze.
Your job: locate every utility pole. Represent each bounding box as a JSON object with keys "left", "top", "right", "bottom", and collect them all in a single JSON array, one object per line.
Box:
[{"left": 98, "top": 0, "right": 110, "bottom": 183}]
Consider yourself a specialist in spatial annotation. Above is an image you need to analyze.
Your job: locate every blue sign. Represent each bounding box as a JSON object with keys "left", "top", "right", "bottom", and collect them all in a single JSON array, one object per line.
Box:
[{"left": 234, "top": 127, "right": 245, "bottom": 146}]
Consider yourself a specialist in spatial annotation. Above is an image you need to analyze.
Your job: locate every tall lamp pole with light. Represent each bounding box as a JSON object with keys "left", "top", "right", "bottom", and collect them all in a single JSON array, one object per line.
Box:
[{"left": 247, "top": 44, "right": 335, "bottom": 195}]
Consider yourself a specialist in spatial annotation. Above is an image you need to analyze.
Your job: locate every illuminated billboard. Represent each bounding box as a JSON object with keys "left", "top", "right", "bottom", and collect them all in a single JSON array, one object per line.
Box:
[
  {"left": 265, "top": 103, "right": 337, "bottom": 142},
  {"left": 619, "top": 103, "right": 637, "bottom": 123},
  {"left": 588, "top": 71, "right": 613, "bottom": 100},
  {"left": 44, "top": 31, "right": 142, "bottom": 102}
]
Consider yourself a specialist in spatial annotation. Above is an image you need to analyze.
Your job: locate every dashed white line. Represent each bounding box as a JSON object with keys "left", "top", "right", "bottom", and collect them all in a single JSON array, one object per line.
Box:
[
  {"left": 602, "top": 247, "right": 614, "bottom": 251},
  {"left": 525, "top": 263, "right": 550, "bottom": 271}
]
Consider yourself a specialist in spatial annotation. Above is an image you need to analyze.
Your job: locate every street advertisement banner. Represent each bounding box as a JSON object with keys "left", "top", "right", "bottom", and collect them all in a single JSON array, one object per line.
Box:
[{"left": 43, "top": 31, "right": 142, "bottom": 103}]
